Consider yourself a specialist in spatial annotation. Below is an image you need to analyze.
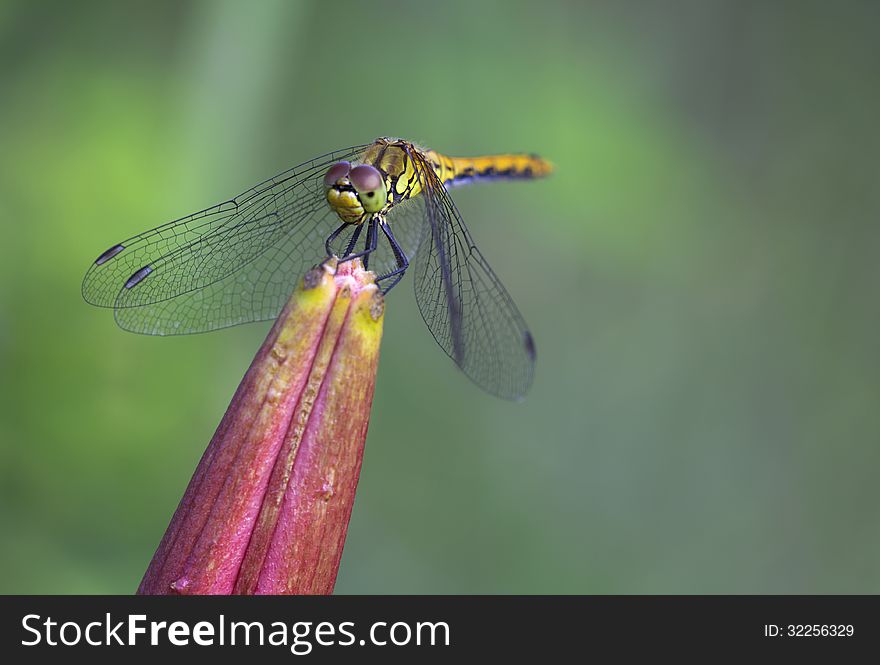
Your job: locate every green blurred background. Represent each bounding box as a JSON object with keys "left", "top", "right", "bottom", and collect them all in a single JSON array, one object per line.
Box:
[{"left": 1, "top": 0, "right": 879, "bottom": 594}]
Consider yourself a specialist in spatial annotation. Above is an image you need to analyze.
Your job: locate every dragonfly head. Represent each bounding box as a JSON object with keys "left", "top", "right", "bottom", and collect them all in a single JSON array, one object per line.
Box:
[{"left": 324, "top": 161, "right": 388, "bottom": 223}]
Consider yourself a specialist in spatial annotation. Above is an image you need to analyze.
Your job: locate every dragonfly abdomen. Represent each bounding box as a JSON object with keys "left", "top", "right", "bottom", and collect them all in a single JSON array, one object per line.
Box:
[{"left": 426, "top": 152, "right": 553, "bottom": 188}]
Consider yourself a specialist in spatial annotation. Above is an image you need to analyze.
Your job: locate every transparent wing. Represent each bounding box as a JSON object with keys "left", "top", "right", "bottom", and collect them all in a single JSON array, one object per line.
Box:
[
  {"left": 113, "top": 204, "right": 342, "bottom": 334},
  {"left": 409, "top": 150, "right": 536, "bottom": 400},
  {"left": 82, "top": 144, "right": 367, "bottom": 333}
]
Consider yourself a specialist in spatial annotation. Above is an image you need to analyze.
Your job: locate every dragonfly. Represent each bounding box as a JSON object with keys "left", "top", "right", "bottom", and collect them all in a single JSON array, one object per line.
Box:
[{"left": 82, "top": 137, "right": 553, "bottom": 400}]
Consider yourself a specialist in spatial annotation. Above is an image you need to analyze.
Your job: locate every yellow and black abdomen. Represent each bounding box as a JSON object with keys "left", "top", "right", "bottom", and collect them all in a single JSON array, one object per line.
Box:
[{"left": 425, "top": 150, "right": 554, "bottom": 188}]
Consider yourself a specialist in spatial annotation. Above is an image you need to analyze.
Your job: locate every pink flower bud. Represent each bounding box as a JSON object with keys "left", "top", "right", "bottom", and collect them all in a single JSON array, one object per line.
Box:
[{"left": 138, "top": 258, "right": 384, "bottom": 594}]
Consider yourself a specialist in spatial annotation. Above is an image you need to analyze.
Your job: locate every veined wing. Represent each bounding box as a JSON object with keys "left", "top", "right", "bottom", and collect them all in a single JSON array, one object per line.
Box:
[
  {"left": 112, "top": 210, "right": 337, "bottom": 334},
  {"left": 82, "top": 144, "right": 367, "bottom": 334},
  {"left": 409, "top": 149, "right": 536, "bottom": 400}
]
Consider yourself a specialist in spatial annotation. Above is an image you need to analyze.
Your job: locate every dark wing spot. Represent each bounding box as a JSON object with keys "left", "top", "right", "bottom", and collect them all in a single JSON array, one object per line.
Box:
[
  {"left": 125, "top": 265, "right": 153, "bottom": 289},
  {"left": 523, "top": 331, "right": 536, "bottom": 360},
  {"left": 481, "top": 166, "right": 497, "bottom": 176},
  {"left": 95, "top": 244, "right": 125, "bottom": 265}
]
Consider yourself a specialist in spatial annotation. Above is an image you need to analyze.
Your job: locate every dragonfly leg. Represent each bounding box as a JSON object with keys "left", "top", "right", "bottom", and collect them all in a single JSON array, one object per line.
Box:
[
  {"left": 375, "top": 219, "right": 409, "bottom": 293},
  {"left": 362, "top": 218, "right": 377, "bottom": 270},
  {"left": 342, "top": 222, "right": 364, "bottom": 257},
  {"left": 338, "top": 217, "right": 378, "bottom": 267},
  {"left": 324, "top": 222, "right": 349, "bottom": 257}
]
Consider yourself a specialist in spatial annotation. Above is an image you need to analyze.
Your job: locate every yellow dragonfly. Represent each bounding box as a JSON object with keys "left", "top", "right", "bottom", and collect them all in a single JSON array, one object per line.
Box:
[{"left": 83, "top": 138, "right": 552, "bottom": 399}]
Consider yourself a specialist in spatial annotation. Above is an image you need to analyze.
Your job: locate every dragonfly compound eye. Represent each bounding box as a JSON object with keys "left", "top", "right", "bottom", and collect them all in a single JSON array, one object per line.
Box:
[
  {"left": 349, "top": 164, "right": 387, "bottom": 213},
  {"left": 323, "top": 161, "right": 351, "bottom": 187}
]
